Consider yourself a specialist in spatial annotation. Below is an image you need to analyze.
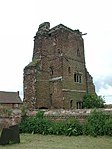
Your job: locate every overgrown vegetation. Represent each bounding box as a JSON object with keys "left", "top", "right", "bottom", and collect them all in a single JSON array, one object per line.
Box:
[
  {"left": 83, "top": 94, "right": 105, "bottom": 108},
  {"left": 19, "top": 111, "right": 82, "bottom": 136},
  {"left": 0, "top": 105, "right": 12, "bottom": 117},
  {"left": 26, "top": 59, "right": 40, "bottom": 67},
  {"left": 83, "top": 110, "right": 112, "bottom": 136},
  {"left": 19, "top": 110, "right": 112, "bottom": 137}
]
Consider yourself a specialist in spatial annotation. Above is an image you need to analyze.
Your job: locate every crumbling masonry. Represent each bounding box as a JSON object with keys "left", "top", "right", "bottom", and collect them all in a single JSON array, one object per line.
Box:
[{"left": 23, "top": 22, "right": 96, "bottom": 109}]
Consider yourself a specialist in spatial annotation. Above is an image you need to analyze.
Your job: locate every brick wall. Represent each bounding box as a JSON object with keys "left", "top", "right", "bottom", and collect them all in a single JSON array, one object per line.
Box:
[
  {"left": 24, "top": 22, "right": 96, "bottom": 109},
  {"left": 0, "top": 109, "right": 21, "bottom": 130}
]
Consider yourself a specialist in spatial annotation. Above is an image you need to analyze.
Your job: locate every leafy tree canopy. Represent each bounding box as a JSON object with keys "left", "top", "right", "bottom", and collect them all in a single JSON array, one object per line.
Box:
[{"left": 83, "top": 94, "right": 105, "bottom": 109}]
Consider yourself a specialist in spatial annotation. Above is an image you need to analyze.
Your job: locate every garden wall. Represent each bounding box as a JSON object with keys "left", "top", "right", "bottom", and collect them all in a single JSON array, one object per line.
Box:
[
  {"left": 0, "top": 109, "right": 21, "bottom": 130},
  {"left": 0, "top": 108, "right": 112, "bottom": 130},
  {"left": 28, "top": 109, "right": 112, "bottom": 122}
]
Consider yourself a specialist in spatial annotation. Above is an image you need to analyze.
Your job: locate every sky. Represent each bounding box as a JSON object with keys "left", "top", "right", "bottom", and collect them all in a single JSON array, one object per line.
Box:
[{"left": 0, "top": 0, "right": 112, "bottom": 104}]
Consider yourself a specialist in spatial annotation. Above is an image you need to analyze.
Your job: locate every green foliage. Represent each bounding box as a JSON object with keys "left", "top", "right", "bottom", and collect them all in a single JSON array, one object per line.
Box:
[
  {"left": 0, "top": 105, "right": 12, "bottom": 116},
  {"left": 47, "top": 119, "right": 82, "bottom": 136},
  {"left": 19, "top": 110, "right": 112, "bottom": 137},
  {"left": 19, "top": 111, "right": 82, "bottom": 136},
  {"left": 21, "top": 103, "right": 28, "bottom": 117},
  {"left": 104, "top": 117, "right": 112, "bottom": 136},
  {"left": 64, "top": 119, "right": 82, "bottom": 136},
  {"left": 83, "top": 94, "right": 105, "bottom": 109},
  {"left": 83, "top": 110, "right": 112, "bottom": 136},
  {"left": 36, "top": 111, "right": 44, "bottom": 119},
  {"left": 26, "top": 59, "right": 40, "bottom": 67},
  {"left": 48, "top": 122, "right": 65, "bottom": 135},
  {"left": 19, "top": 112, "right": 53, "bottom": 134}
]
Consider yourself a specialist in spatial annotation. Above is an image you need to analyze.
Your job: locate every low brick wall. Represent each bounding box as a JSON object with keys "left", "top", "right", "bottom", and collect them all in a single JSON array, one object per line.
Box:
[
  {"left": 28, "top": 108, "right": 112, "bottom": 122},
  {"left": 0, "top": 108, "right": 112, "bottom": 130},
  {"left": 0, "top": 109, "right": 21, "bottom": 130}
]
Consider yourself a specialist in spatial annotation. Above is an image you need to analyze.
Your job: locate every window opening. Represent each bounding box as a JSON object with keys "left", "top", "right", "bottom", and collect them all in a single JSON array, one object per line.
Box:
[
  {"left": 76, "top": 101, "right": 83, "bottom": 109},
  {"left": 74, "top": 73, "right": 82, "bottom": 83},
  {"left": 49, "top": 66, "right": 53, "bottom": 75},
  {"left": 68, "top": 67, "right": 71, "bottom": 73},
  {"left": 77, "top": 48, "right": 81, "bottom": 57},
  {"left": 70, "top": 100, "right": 73, "bottom": 108}
]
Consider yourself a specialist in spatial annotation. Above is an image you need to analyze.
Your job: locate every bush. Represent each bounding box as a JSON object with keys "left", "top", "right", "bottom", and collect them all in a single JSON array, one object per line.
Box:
[
  {"left": 48, "top": 119, "right": 82, "bottom": 136},
  {"left": 64, "top": 119, "right": 82, "bottom": 136},
  {"left": 83, "top": 110, "right": 110, "bottom": 136},
  {"left": 19, "top": 110, "right": 112, "bottom": 137},
  {"left": 104, "top": 117, "right": 112, "bottom": 136},
  {"left": 19, "top": 111, "right": 82, "bottom": 136},
  {"left": 19, "top": 111, "right": 53, "bottom": 134},
  {"left": 0, "top": 105, "right": 12, "bottom": 117},
  {"left": 83, "top": 94, "right": 105, "bottom": 109},
  {"left": 48, "top": 122, "right": 65, "bottom": 135}
]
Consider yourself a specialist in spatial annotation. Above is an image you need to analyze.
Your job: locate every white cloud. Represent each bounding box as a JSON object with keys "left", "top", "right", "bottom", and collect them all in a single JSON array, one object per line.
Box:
[{"left": 97, "top": 85, "right": 112, "bottom": 104}]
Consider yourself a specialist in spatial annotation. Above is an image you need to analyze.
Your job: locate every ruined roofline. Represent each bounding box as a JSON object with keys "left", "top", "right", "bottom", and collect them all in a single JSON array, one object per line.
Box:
[
  {"left": 49, "top": 24, "right": 82, "bottom": 36},
  {"left": 37, "top": 22, "right": 82, "bottom": 36}
]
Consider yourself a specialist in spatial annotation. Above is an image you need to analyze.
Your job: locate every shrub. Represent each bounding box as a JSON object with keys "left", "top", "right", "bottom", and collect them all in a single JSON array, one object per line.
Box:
[
  {"left": 21, "top": 103, "right": 28, "bottom": 117},
  {"left": 35, "top": 111, "right": 44, "bottom": 119},
  {"left": 48, "top": 122, "right": 65, "bottom": 135},
  {"left": 64, "top": 119, "right": 82, "bottom": 136},
  {"left": 83, "top": 94, "right": 105, "bottom": 109},
  {"left": 83, "top": 110, "right": 110, "bottom": 136},
  {"left": 19, "top": 111, "right": 53, "bottom": 134},
  {"left": 0, "top": 105, "right": 12, "bottom": 117},
  {"left": 19, "top": 111, "right": 82, "bottom": 136},
  {"left": 19, "top": 110, "right": 112, "bottom": 137},
  {"left": 104, "top": 117, "right": 112, "bottom": 136}
]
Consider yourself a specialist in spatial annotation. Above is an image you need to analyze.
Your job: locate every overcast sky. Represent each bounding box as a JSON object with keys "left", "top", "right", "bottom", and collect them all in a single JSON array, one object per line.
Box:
[{"left": 0, "top": 0, "right": 112, "bottom": 104}]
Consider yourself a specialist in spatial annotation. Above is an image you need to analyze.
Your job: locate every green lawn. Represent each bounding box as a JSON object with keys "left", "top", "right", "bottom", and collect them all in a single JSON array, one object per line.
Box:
[{"left": 0, "top": 134, "right": 112, "bottom": 149}]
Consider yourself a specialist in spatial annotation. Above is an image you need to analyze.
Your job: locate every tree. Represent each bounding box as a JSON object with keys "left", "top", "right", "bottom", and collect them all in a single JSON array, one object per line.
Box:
[{"left": 83, "top": 94, "right": 105, "bottom": 109}]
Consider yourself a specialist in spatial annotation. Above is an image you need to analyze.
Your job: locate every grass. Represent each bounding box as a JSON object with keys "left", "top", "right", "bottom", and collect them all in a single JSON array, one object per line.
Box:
[{"left": 0, "top": 134, "right": 112, "bottom": 149}]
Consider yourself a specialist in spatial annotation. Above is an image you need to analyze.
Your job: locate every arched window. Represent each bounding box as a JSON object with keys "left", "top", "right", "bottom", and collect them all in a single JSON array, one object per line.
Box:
[
  {"left": 76, "top": 101, "right": 83, "bottom": 109},
  {"left": 70, "top": 100, "right": 73, "bottom": 108},
  {"left": 49, "top": 66, "right": 53, "bottom": 75}
]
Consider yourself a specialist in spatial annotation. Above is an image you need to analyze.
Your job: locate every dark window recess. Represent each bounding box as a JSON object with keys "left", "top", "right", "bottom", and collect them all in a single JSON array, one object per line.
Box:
[
  {"left": 70, "top": 100, "right": 73, "bottom": 108},
  {"left": 48, "top": 33, "right": 51, "bottom": 37},
  {"left": 68, "top": 67, "right": 71, "bottom": 73},
  {"left": 77, "top": 48, "right": 81, "bottom": 57},
  {"left": 50, "top": 94, "right": 52, "bottom": 105},
  {"left": 49, "top": 66, "right": 53, "bottom": 75},
  {"left": 77, "top": 101, "right": 83, "bottom": 109},
  {"left": 74, "top": 73, "right": 82, "bottom": 83}
]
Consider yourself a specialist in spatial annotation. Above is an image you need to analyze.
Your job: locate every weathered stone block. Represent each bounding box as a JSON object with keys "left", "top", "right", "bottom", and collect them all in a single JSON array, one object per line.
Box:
[{"left": 0, "top": 125, "right": 20, "bottom": 145}]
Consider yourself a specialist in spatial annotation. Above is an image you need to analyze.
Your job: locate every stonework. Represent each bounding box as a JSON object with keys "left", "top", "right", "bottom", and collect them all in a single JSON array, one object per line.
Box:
[{"left": 23, "top": 22, "right": 96, "bottom": 109}]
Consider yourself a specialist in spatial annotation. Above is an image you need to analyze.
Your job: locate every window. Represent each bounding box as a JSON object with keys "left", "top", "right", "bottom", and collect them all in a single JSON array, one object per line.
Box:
[
  {"left": 70, "top": 100, "right": 73, "bottom": 108},
  {"left": 49, "top": 66, "right": 53, "bottom": 75},
  {"left": 74, "top": 73, "right": 82, "bottom": 83},
  {"left": 77, "top": 48, "right": 81, "bottom": 57},
  {"left": 76, "top": 101, "right": 83, "bottom": 109},
  {"left": 68, "top": 67, "right": 71, "bottom": 74}
]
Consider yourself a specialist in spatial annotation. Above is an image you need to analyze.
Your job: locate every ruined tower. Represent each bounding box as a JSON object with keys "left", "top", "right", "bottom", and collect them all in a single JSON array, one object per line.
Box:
[{"left": 24, "top": 22, "right": 95, "bottom": 109}]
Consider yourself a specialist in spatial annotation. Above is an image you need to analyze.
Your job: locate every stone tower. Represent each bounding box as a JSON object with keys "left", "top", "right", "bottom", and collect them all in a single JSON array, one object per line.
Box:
[{"left": 23, "top": 22, "right": 95, "bottom": 109}]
